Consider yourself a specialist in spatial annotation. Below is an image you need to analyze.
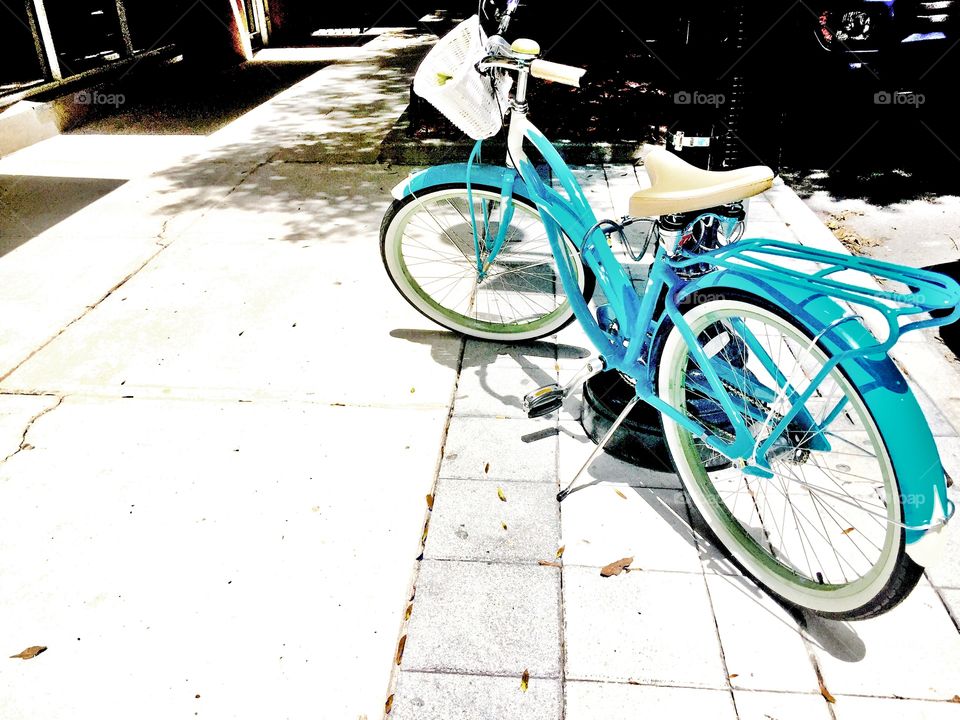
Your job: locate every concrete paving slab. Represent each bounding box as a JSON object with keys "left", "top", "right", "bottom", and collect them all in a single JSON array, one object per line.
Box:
[
  {"left": 0, "top": 396, "right": 445, "bottom": 720},
  {"left": 1, "top": 225, "right": 461, "bottom": 407},
  {"left": 831, "top": 695, "right": 960, "bottom": 719},
  {"left": 391, "top": 671, "right": 561, "bottom": 720},
  {"left": 453, "top": 365, "right": 557, "bottom": 419},
  {"left": 424, "top": 478, "right": 560, "bottom": 564},
  {"left": 705, "top": 574, "right": 820, "bottom": 693},
  {"left": 563, "top": 567, "right": 728, "bottom": 688},
  {"left": 565, "top": 681, "right": 736, "bottom": 719},
  {"left": 733, "top": 690, "right": 833, "bottom": 720},
  {"left": 440, "top": 416, "right": 558, "bottom": 484},
  {"left": 806, "top": 583, "right": 960, "bottom": 700},
  {"left": 402, "top": 559, "right": 561, "bottom": 677},
  {"left": 560, "top": 486, "right": 701, "bottom": 573}
]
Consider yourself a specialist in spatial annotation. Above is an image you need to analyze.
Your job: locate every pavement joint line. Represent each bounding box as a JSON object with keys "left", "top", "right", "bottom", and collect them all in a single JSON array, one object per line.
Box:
[
  {"left": 384, "top": 334, "right": 467, "bottom": 710},
  {"left": 399, "top": 668, "right": 561, "bottom": 682},
  {"left": 929, "top": 579, "right": 960, "bottom": 634},
  {"left": 0, "top": 393, "right": 64, "bottom": 466},
  {"left": 0, "top": 145, "right": 270, "bottom": 387}
]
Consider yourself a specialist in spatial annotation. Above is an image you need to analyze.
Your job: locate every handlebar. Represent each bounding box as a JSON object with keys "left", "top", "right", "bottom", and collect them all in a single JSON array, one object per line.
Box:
[{"left": 477, "top": 39, "right": 586, "bottom": 88}]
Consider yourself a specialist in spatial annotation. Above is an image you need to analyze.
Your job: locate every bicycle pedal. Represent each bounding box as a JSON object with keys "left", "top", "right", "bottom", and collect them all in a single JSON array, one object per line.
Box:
[{"left": 523, "top": 384, "right": 565, "bottom": 418}]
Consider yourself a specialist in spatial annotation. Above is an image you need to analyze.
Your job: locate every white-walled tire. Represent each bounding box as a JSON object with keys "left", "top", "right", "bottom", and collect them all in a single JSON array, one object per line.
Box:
[
  {"left": 657, "top": 297, "right": 922, "bottom": 619},
  {"left": 381, "top": 183, "right": 594, "bottom": 341}
]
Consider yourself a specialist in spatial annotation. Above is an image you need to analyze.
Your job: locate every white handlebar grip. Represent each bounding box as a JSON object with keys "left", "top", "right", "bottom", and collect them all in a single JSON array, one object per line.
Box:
[{"left": 530, "top": 59, "right": 586, "bottom": 87}]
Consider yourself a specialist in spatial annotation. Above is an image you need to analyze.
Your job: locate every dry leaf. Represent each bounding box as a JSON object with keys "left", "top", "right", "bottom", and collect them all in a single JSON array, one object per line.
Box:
[
  {"left": 615, "top": 489, "right": 627, "bottom": 499},
  {"left": 501, "top": 521, "right": 508, "bottom": 530},
  {"left": 497, "top": 487, "right": 506, "bottom": 502},
  {"left": 520, "top": 669, "right": 529, "bottom": 692},
  {"left": 405, "top": 604, "right": 413, "bottom": 621},
  {"left": 485, "top": 462, "right": 491, "bottom": 475},
  {"left": 538, "top": 559, "right": 562, "bottom": 568},
  {"left": 410, "top": 387, "right": 416, "bottom": 394},
  {"left": 949, "top": 695, "right": 960, "bottom": 703},
  {"left": 627, "top": 679, "right": 641, "bottom": 685},
  {"left": 9, "top": 646, "right": 46, "bottom": 660},
  {"left": 395, "top": 635, "right": 407, "bottom": 665},
  {"left": 842, "top": 527, "right": 855, "bottom": 535},
  {"left": 728, "top": 673, "right": 739, "bottom": 679},
  {"left": 556, "top": 545, "right": 565, "bottom": 559},
  {"left": 425, "top": 494, "right": 435, "bottom": 510},
  {"left": 819, "top": 679, "right": 836, "bottom": 704},
  {"left": 421, "top": 521, "right": 429, "bottom": 545},
  {"left": 600, "top": 557, "right": 633, "bottom": 577},
  {"left": 384, "top": 694, "right": 394, "bottom": 714}
]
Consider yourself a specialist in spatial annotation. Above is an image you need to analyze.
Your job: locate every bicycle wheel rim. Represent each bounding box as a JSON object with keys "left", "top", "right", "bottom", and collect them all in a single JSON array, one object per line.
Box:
[
  {"left": 659, "top": 299, "right": 903, "bottom": 613},
  {"left": 384, "top": 187, "right": 584, "bottom": 338}
]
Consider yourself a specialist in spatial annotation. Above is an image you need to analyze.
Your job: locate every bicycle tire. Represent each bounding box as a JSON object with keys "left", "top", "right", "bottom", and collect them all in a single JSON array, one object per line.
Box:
[
  {"left": 657, "top": 294, "right": 923, "bottom": 619},
  {"left": 381, "top": 183, "right": 595, "bottom": 341}
]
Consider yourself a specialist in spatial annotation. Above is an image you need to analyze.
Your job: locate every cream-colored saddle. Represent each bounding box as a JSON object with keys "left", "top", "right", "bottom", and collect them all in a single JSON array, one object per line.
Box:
[{"left": 629, "top": 148, "right": 775, "bottom": 217}]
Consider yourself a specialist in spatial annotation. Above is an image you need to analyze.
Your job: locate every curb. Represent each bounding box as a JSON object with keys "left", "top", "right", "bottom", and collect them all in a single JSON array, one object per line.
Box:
[{"left": 765, "top": 177, "right": 960, "bottom": 449}]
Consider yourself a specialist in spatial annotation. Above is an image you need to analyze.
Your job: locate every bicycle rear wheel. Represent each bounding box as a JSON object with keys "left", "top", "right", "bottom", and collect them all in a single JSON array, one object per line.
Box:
[
  {"left": 657, "top": 297, "right": 922, "bottom": 619},
  {"left": 381, "top": 183, "right": 594, "bottom": 341}
]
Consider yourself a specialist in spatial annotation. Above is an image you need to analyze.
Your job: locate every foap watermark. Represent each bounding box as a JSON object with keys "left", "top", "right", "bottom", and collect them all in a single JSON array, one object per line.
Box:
[
  {"left": 874, "top": 90, "right": 925, "bottom": 107},
  {"left": 74, "top": 90, "right": 126, "bottom": 108},
  {"left": 674, "top": 90, "right": 726, "bottom": 107}
]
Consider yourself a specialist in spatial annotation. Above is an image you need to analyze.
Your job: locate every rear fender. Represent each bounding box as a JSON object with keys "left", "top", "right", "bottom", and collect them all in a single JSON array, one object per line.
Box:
[{"left": 677, "top": 269, "right": 949, "bottom": 561}]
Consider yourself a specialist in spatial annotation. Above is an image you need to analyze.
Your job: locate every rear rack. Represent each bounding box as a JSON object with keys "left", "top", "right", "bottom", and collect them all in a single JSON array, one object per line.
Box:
[{"left": 672, "top": 238, "right": 960, "bottom": 353}]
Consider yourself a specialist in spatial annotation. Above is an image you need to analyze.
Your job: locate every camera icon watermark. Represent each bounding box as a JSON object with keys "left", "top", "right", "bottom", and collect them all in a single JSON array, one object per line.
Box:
[
  {"left": 674, "top": 90, "right": 726, "bottom": 107},
  {"left": 74, "top": 90, "right": 126, "bottom": 108},
  {"left": 874, "top": 90, "right": 925, "bottom": 107}
]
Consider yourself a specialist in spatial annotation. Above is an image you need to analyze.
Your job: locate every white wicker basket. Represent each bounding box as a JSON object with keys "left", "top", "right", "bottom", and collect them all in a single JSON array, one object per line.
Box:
[{"left": 413, "top": 15, "right": 510, "bottom": 140}]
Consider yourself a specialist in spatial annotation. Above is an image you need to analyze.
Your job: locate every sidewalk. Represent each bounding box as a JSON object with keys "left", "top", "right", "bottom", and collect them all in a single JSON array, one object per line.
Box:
[{"left": 1, "top": 24, "right": 960, "bottom": 720}]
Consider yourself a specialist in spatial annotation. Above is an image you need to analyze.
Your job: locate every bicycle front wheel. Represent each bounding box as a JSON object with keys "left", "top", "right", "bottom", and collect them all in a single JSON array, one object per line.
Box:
[
  {"left": 380, "top": 183, "right": 594, "bottom": 341},
  {"left": 657, "top": 297, "right": 922, "bottom": 619}
]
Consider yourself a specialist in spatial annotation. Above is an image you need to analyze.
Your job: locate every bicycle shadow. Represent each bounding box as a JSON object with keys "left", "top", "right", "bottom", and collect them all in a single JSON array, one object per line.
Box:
[
  {"left": 390, "top": 328, "right": 590, "bottom": 416},
  {"left": 558, "top": 424, "right": 867, "bottom": 663}
]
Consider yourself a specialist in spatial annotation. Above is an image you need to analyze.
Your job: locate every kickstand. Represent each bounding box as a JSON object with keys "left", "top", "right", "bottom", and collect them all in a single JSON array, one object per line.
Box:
[{"left": 557, "top": 394, "right": 640, "bottom": 502}]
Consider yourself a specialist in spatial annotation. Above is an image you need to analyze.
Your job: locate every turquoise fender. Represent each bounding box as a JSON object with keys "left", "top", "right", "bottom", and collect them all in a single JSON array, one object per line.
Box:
[
  {"left": 680, "top": 267, "right": 950, "bottom": 562},
  {"left": 391, "top": 164, "right": 529, "bottom": 202}
]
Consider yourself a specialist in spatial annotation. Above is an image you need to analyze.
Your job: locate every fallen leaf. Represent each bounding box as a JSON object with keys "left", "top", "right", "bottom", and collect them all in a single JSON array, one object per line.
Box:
[
  {"left": 501, "top": 521, "right": 508, "bottom": 530},
  {"left": 538, "top": 560, "right": 562, "bottom": 568},
  {"left": 395, "top": 635, "right": 406, "bottom": 665},
  {"left": 520, "top": 669, "right": 529, "bottom": 692},
  {"left": 728, "top": 673, "right": 739, "bottom": 679},
  {"left": 404, "top": 604, "right": 413, "bottom": 621},
  {"left": 950, "top": 695, "right": 960, "bottom": 704},
  {"left": 485, "top": 462, "right": 491, "bottom": 475},
  {"left": 600, "top": 557, "right": 633, "bottom": 577},
  {"left": 556, "top": 545, "right": 565, "bottom": 559},
  {"left": 615, "top": 489, "right": 627, "bottom": 499},
  {"left": 819, "top": 679, "right": 836, "bottom": 704},
  {"left": 385, "top": 694, "right": 394, "bottom": 714},
  {"left": 497, "top": 487, "right": 506, "bottom": 502},
  {"left": 627, "top": 679, "right": 641, "bottom": 685},
  {"left": 9, "top": 646, "right": 46, "bottom": 660},
  {"left": 842, "top": 527, "right": 855, "bottom": 535},
  {"left": 410, "top": 387, "right": 416, "bottom": 394},
  {"left": 421, "top": 521, "right": 429, "bottom": 545},
  {"left": 425, "top": 494, "right": 434, "bottom": 510}
]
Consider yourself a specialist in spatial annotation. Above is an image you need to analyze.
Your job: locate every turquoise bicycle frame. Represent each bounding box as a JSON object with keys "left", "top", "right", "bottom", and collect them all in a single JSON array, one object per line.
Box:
[{"left": 393, "top": 118, "right": 960, "bottom": 559}]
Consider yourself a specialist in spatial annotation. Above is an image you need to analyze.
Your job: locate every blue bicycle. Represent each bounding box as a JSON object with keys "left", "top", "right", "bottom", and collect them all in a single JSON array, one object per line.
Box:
[{"left": 380, "top": 12, "right": 960, "bottom": 619}]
